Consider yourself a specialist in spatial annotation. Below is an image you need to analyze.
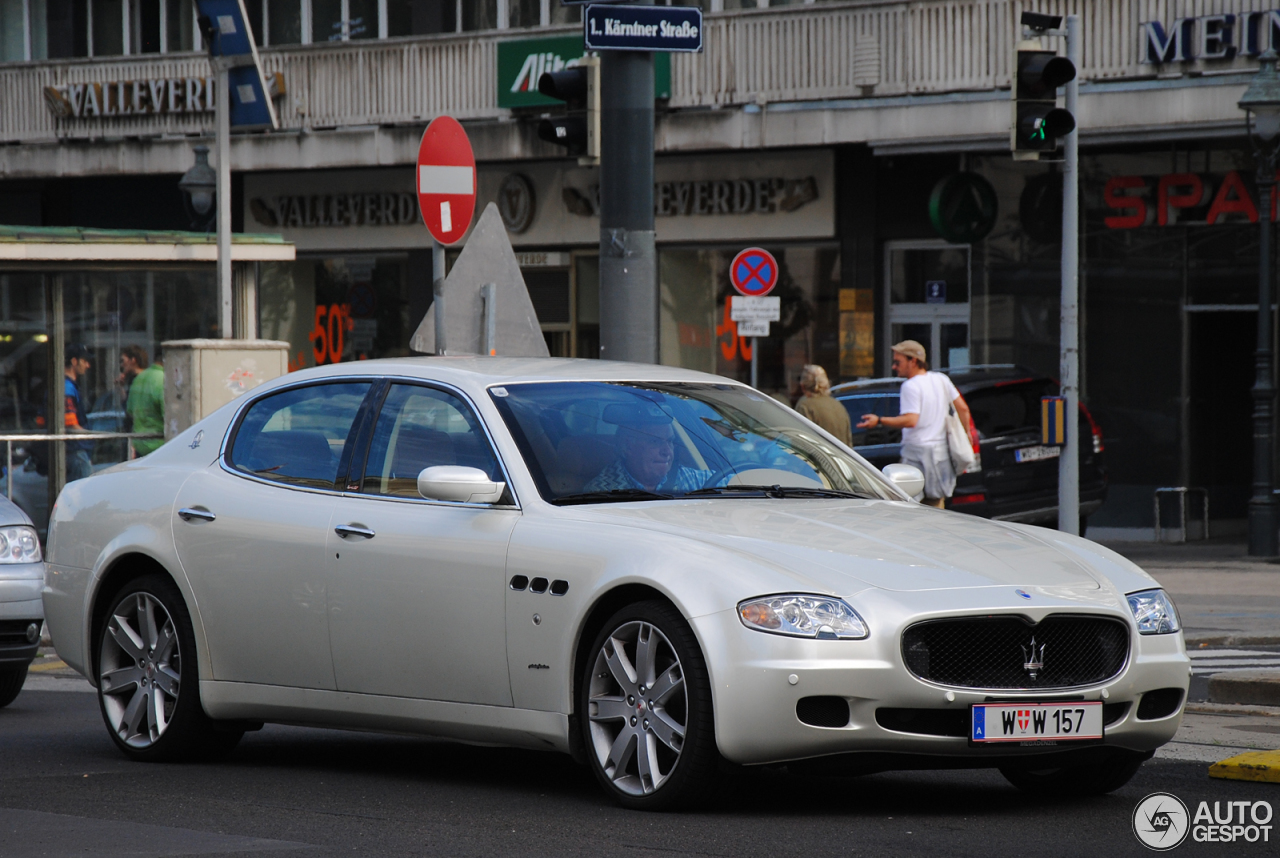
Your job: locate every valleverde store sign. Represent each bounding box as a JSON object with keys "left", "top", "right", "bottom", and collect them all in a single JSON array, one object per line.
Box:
[{"left": 497, "top": 34, "right": 669, "bottom": 108}]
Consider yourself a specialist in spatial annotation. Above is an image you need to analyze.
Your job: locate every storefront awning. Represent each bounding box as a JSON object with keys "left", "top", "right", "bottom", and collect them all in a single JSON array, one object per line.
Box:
[{"left": 0, "top": 225, "right": 295, "bottom": 262}]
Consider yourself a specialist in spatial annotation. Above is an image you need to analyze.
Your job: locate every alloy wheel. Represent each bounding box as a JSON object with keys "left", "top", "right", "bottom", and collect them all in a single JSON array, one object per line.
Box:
[
  {"left": 587, "top": 620, "right": 688, "bottom": 796},
  {"left": 99, "top": 591, "right": 182, "bottom": 748}
]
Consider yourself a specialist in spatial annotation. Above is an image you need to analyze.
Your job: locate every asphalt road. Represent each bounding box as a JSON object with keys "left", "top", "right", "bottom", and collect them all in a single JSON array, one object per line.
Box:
[{"left": 2, "top": 684, "right": 1276, "bottom": 858}]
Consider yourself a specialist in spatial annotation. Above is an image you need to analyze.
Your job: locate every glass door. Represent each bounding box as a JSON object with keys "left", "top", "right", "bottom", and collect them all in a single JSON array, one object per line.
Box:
[{"left": 884, "top": 240, "right": 971, "bottom": 370}]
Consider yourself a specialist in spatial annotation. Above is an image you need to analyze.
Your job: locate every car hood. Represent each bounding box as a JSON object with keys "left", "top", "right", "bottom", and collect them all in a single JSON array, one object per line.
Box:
[{"left": 576, "top": 499, "right": 1103, "bottom": 594}]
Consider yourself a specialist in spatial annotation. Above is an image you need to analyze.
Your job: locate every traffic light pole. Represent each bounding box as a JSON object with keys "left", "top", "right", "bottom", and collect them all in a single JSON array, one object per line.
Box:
[
  {"left": 1058, "top": 14, "right": 1080, "bottom": 536},
  {"left": 598, "top": 51, "right": 657, "bottom": 364},
  {"left": 216, "top": 63, "right": 232, "bottom": 339}
]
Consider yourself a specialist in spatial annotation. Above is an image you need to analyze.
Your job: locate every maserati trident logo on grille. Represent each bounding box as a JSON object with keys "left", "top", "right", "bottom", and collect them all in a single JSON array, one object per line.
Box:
[{"left": 1022, "top": 636, "right": 1046, "bottom": 679}]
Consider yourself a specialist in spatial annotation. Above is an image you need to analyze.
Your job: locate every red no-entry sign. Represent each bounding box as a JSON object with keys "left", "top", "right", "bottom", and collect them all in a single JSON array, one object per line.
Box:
[
  {"left": 729, "top": 247, "right": 779, "bottom": 297},
  {"left": 416, "top": 116, "right": 476, "bottom": 246}
]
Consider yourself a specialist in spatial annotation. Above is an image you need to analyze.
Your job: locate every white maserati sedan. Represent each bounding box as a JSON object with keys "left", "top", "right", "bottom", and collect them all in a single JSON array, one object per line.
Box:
[{"left": 42, "top": 358, "right": 1189, "bottom": 809}]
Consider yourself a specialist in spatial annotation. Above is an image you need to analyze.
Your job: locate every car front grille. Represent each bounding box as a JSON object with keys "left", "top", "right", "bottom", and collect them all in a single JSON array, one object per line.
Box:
[
  {"left": 901, "top": 615, "right": 1129, "bottom": 690},
  {"left": 0, "top": 619, "right": 40, "bottom": 646}
]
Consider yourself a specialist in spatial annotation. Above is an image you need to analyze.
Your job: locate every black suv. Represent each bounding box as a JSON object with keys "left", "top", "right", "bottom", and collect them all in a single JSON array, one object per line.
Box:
[{"left": 831, "top": 366, "right": 1107, "bottom": 531}]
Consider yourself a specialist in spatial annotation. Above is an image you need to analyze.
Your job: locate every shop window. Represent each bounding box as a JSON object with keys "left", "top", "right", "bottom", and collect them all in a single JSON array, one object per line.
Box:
[
  {"left": 0, "top": 2, "right": 23, "bottom": 61},
  {"left": 348, "top": 0, "right": 376, "bottom": 37},
  {"left": 312, "top": 0, "right": 342, "bottom": 40},
  {"left": 267, "top": 0, "right": 302, "bottom": 44},
  {"left": 508, "top": 0, "right": 540, "bottom": 29},
  {"left": 549, "top": 2, "right": 577, "bottom": 25},
  {"left": 313, "top": 0, "right": 378, "bottom": 40},
  {"left": 575, "top": 254, "right": 599, "bottom": 359},
  {"left": 92, "top": 0, "right": 124, "bottom": 55},
  {"left": 838, "top": 288, "right": 873, "bottom": 379},
  {"left": 659, "top": 246, "right": 836, "bottom": 398},
  {"left": 242, "top": 0, "right": 263, "bottom": 42},
  {"left": 164, "top": 0, "right": 193, "bottom": 51},
  {"left": 462, "top": 0, "right": 496, "bottom": 32},
  {"left": 130, "top": 0, "right": 161, "bottom": 53},
  {"left": 38, "top": 0, "right": 89, "bottom": 59},
  {"left": 387, "top": 0, "right": 456, "bottom": 35},
  {"left": 262, "top": 257, "right": 412, "bottom": 372}
]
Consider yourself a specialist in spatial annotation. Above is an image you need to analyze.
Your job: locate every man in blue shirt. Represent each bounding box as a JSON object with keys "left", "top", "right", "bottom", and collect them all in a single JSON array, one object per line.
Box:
[{"left": 63, "top": 344, "right": 94, "bottom": 482}]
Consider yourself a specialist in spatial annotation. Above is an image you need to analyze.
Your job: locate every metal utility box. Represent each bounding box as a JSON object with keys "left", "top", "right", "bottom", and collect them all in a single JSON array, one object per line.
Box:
[{"left": 162, "top": 339, "right": 290, "bottom": 439}]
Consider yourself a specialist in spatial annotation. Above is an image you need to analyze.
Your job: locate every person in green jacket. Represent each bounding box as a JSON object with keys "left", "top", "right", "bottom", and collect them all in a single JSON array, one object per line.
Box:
[{"left": 121, "top": 345, "right": 164, "bottom": 457}]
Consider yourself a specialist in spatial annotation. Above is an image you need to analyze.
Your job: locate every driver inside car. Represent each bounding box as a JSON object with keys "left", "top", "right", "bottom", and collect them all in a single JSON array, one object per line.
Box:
[{"left": 582, "top": 403, "right": 711, "bottom": 493}]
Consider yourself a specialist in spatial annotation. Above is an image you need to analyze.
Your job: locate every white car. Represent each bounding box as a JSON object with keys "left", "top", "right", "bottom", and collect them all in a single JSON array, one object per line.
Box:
[
  {"left": 0, "top": 494, "right": 45, "bottom": 707},
  {"left": 42, "top": 358, "right": 1190, "bottom": 809}
]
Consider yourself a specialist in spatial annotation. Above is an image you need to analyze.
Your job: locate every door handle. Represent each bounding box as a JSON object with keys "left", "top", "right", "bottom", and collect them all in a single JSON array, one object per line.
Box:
[
  {"left": 334, "top": 524, "right": 375, "bottom": 539},
  {"left": 178, "top": 507, "right": 216, "bottom": 523}
]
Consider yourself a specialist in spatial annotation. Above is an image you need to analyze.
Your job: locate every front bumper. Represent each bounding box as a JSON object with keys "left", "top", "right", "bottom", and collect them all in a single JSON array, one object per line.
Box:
[
  {"left": 694, "top": 592, "right": 1189, "bottom": 767},
  {"left": 0, "top": 564, "right": 45, "bottom": 669}
]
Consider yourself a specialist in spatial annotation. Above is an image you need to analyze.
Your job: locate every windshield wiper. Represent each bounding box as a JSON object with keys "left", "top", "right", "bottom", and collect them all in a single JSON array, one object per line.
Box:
[
  {"left": 684, "top": 484, "right": 874, "bottom": 500},
  {"left": 554, "top": 488, "right": 675, "bottom": 505}
]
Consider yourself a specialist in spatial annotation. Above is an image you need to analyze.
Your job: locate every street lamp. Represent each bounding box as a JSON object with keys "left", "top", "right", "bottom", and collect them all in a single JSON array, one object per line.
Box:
[
  {"left": 178, "top": 145, "right": 216, "bottom": 232},
  {"left": 1239, "top": 49, "right": 1280, "bottom": 556}
]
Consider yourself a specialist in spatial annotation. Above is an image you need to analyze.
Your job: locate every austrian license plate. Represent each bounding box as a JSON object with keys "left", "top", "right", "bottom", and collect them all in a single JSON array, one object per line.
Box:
[
  {"left": 1014, "top": 445, "right": 1062, "bottom": 463},
  {"left": 970, "top": 701, "right": 1104, "bottom": 744}
]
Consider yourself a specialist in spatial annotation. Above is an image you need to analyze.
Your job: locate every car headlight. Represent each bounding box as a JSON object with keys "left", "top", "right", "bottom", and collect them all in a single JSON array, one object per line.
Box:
[
  {"left": 738, "top": 594, "right": 868, "bottom": 640},
  {"left": 1127, "top": 588, "right": 1180, "bottom": 635},
  {"left": 0, "top": 526, "right": 41, "bottom": 564}
]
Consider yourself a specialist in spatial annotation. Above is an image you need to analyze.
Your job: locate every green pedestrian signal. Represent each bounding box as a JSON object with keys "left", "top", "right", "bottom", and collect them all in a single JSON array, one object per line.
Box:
[{"left": 1012, "top": 44, "right": 1075, "bottom": 161}]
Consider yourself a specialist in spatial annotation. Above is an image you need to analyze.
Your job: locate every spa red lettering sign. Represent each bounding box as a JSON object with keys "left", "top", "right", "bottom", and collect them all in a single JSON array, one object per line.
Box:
[{"left": 1103, "top": 170, "right": 1280, "bottom": 229}]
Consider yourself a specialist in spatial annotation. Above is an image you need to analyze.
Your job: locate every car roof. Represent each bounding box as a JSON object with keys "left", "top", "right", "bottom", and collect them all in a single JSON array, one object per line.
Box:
[
  {"left": 277, "top": 356, "right": 746, "bottom": 389},
  {"left": 831, "top": 365, "right": 1050, "bottom": 396}
]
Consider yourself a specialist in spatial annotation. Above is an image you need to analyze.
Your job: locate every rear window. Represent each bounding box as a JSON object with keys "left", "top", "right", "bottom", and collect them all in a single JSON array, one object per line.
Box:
[{"left": 965, "top": 380, "right": 1057, "bottom": 438}]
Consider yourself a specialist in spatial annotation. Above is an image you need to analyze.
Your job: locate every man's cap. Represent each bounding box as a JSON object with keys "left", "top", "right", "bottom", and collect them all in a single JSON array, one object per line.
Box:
[
  {"left": 891, "top": 340, "right": 927, "bottom": 363},
  {"left": 65, "top": 343, "right": 91, "bottom": 362}
]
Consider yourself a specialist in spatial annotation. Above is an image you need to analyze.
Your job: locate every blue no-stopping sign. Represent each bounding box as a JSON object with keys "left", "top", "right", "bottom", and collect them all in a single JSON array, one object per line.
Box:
[{"left": 584, "top": 5, "right": 703, "bottom": 53}]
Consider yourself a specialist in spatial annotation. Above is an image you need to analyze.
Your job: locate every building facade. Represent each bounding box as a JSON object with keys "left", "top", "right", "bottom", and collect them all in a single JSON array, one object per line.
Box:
[{"left": 0, "top": 0, "right": 1275, "bottom": 535}]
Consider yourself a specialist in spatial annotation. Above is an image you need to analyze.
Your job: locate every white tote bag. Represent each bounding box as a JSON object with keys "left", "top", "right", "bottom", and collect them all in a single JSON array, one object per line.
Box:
[{"left": 946, "top": 404, "right": 977, "bottom": 473}]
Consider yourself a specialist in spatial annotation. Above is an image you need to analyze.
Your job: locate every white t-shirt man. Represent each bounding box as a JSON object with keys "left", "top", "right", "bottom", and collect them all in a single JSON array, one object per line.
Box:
[{"left": 899, "top": 371, "right": 961, "bottom": 450}]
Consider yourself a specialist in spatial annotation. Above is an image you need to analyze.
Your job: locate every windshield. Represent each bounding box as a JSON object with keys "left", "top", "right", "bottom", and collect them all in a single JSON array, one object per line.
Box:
[{"left": 489, "top": 381, "right": 899, "bottom": 504}]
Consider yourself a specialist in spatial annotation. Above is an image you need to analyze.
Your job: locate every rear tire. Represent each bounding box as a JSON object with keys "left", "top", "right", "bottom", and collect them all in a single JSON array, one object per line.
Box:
[
  {"left": 96, "top": 574, "right": 243, "bottom": 762},
  {"left": 0, "top": 666, "right": 27, "bottom": 708},
  {"left": 579, "top": 600, "right": 719, "bottom": 810},
  {"left": 999, "top": 751, "right": 1148, "bottom": 797}
]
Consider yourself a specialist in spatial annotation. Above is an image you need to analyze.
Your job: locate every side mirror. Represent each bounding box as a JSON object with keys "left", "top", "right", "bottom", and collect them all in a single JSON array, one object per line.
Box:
[
  {"left": 882, "top": 463, "right": 925, "bottom": 501},
  {"left": 417, "top": 466, "right": 506, "bottom": 504}
]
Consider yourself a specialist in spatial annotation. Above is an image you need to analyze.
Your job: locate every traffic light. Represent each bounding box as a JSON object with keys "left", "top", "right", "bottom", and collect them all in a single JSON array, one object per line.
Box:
[
  {"left": 537, "top": 56, "right": 600, "bottom": 166},
  {"left": 1011, "top": 43, "right": 1075, "bottom": 160}
]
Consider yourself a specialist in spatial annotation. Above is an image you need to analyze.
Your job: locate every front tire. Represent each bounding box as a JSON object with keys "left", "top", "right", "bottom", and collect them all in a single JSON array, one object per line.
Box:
[
  {"left": 96, "top": 574, "right": 242, "bottom": 761},
  {"left": 999, "top": 750, "right": 1149, "bottom": 797},
  {"left": 0, "top": 666, "right": 27, "bottom": 708},
  {"left": 579, "top": 600, "right": 718, "bottom": 810}
]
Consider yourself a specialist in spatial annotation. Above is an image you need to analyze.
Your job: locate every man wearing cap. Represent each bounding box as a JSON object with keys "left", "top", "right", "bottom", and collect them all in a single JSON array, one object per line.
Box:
[
  {"left": 63, "top": 344, "right": 94, "bottom": 482},
  {"left": 856, "top": 340, "right": 971, "bottom": 509},
  {"left": 583, "top": 404, "right": 710, "bottom": 493}
]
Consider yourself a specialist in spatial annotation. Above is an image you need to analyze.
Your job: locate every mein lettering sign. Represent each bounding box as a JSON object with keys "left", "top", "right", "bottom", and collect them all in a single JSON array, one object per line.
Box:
[{"left": 1141, "top": 10, "right": 1280, "bottom": 64}]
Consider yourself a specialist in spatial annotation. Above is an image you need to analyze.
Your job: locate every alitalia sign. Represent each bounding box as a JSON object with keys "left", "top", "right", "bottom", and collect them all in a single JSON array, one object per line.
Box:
[{"left": 496, "top": 34, "right": 669, "bottom": 109}]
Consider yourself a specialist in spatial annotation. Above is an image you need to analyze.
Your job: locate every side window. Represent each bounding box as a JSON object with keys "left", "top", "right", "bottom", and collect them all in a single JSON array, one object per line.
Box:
[
  {"left": 228, "top": 383, "right": 372, "bottom": 489},
  {"left": 360, "top": 384, "right": 502, "bottom": 498},
  {"left": 839, "top": 395, "right": 902, "bottom": 447}
]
